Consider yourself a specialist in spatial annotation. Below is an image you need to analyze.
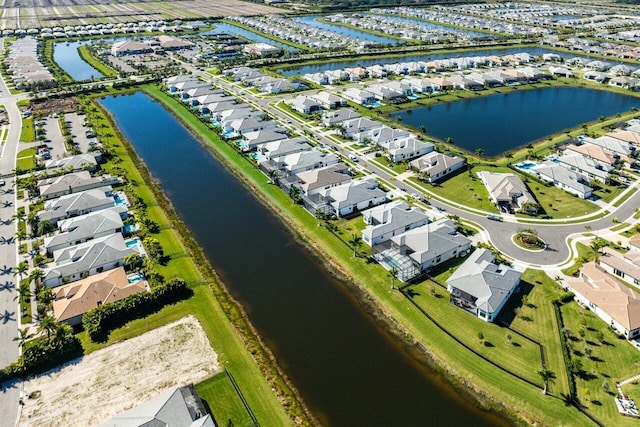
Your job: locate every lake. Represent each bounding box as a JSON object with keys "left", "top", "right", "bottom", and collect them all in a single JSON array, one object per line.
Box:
[
  {"left": 202, "top": 23, "right": 299, "bottom": 52},
  {"left": 53, "top": 41, "right": 104, "bottom": 81},
  {"left": 100, "top": 91, "right": 507, "bottom": 426},
  {"left": 396, "top": 86, "right": 640, "bottom": 157}
]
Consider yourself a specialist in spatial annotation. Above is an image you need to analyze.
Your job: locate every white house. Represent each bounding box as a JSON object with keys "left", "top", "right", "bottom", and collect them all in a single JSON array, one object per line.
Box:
[
  {"left": 361, "top": 201, "right": 429, "bottom": 246},
  {"left": 410, "top": 152, "right": 465, "bottom": 182}
]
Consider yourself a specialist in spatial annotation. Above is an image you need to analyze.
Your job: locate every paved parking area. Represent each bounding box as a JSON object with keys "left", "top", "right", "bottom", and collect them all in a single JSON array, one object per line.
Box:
[
  {"left": 64, "top": 112, "right": 99, "bottom": 154},
  {"left": 41, "top": 116, "right": 67, "bottom": 160}
]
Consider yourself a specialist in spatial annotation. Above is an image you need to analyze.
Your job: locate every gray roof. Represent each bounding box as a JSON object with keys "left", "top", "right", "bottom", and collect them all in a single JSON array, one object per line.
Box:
[
  {"left": 447, "top": 249, "right": 521, "bottom": 313},
  {"left": 38, "top": 171, "right": 120, "bottom": 199},
  {"left": 45, "top": 153, "right": 98, "bottom": 171},
  {"left": 98, "top": 385, "right": 215, "bottom": 427},
  {"left": 391, "top": 218, "right": 471, "bottom": 265},
  {"left": 322, "top": 109, "right": 361, "bottom": 126},
  {"left": 45, "top": 208, "right": 124, "bottom": 253},
  {"left": 282, "top": 150, "right": 339, "bottom": 173},
  {"left": 323, "top": 178, "right": 386, "bottom": 209},
  {"left": 410, "top": 152, "right": 464, "bottom": 176},
  {"left": 295, "top": 163, "right": 351, "bottom": 194},
  {"left": 38, "top": 187, "right": 116, "bottom": 224},
  {"left": 44, "top": 233, "right": 140, "bottom": 286},
  {"left": 362, "top": 201, "right": 429, "bottom": 243},
  {"left": 532, "top": 161, "right": 593, "bottom": 194},
  {"left": 259, "top": 137, "right": 311, "bottom": 159}
]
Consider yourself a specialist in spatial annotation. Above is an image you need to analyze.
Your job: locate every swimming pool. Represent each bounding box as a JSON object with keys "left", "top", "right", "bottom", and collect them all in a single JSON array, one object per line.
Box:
[{"left": 515, "top": 161, "right": 538, "bottom": 170}]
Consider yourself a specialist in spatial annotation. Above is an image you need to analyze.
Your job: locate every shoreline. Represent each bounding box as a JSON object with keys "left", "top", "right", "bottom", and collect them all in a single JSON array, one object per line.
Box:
[{"left": 140, "top": 87, "right": 528, "bottom": 425}]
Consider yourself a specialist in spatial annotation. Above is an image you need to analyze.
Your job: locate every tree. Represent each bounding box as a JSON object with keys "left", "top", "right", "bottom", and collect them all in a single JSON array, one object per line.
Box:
[
  {"left": 16, "top": 281, "right": 31, "bottom": 303},
  {"left": 477, "top": 331, "right": 484, "bottom": 344},
  {"left": 584, "top": 346, "right": 593, "bottom": 359},
  {"left": 15, "top": 229, "right": 27, "bottom": 245},
  {"left": 143, "top": 237, "right": 164, "bottom": 262},
  {"left": 537, "top": 368, "right": 556, "bottom": 395},
  {"left": 389, "top": 267, "right": 398, "bottom": 290},
  {"left": 27, "top": 211, "right": 39, "bottom": 234},
  {"left": 348, "top": 233, "right": 362, "bottom": 257},
  {"left": 37, "top": 315, "right": 57, "bottom": 339},
  {"left": 14, "top": 261, "right": 29, "bottom": 282},
  {"left": 474, "top": 148, "right": 484, "bottom": 160},
  {"left": 288, "top": 185, "right": 301, "bottom": 204},
  {"left": 37, "top": 286, "right": 53, "bottom": 306},
  {"left": 29, "top": 268, "right": 44, "bottom": 288},
  {"left": 124, "top": 253, "right": 142, "bottom": 270},
  {"left": 13, "top": 327, "right": 34, "bottom": 350},
  {"left": 38, "top": 219, "right": 54, "bottom": 236},
  {"left": 569, "top": 358, "right": 583, "bottom": 376}
]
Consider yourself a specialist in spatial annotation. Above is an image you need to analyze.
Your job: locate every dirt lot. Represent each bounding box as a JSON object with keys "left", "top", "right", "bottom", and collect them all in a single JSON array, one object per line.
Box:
[
  {"left": 19, "top": 315, "right": 218, "bottom": 426},
  {"left": 30, "top": 98, "right": 80, "bottom": 116}
]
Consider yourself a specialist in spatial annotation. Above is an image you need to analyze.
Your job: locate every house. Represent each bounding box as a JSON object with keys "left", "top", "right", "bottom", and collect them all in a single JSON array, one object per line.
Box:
[
  {"left": 53, "top": 267, "right": 148, "bottom": 326},
  {"left": 294, "top": 163, "right": 352, "bottom": 196},
  {"left": 586, "top": 135, "right": 634, "bottom": 159},
  {"left": 38, "top": 188, "right": 119, "bottom": 226},
  {"left": 608, "top": 129, "right": 640, "bottom": 146},
  {"left": 225, "top": 117, "right": 278, "bottom": 137},
  {"left": 630, "top": 234, "right": 640, "bottom": 252},
  {"left": 340, "top": 88, "right": 376, "bottom": 106},
  {"left": 387, "top": 138, "right": 434, "bottom": 163},
  {"left": 599, "top": 247, "right": 640, "bottom": 289},
  {"left": 568, "top": 262, "right": 640, "bottom": 339},
  {"left": 45, "top": 153, "right": 98, "bottom": 172},
  {"left": 44, "top": 207, "right": 125, "bottom": 255},
  {"left": 322, "top": 109, "right": 361, "bottom": 127},
  {"left": 258, "top": 137, "right": 311, "bottom": 161},
  {"left": 243, "top": 42, "right": 281, "bottom": 56},
  {"left": 239, "top": 128, "right": 288, "bottom": 152},
  {"left": 410, "top": 152, "right": 464, "bottom": 182},
  {"left": 158, "top": 35, "right": 192, "bottom": 50},
  {"left": 320, "top": 179, "right": 387, "bottom": 217},
  {"left": 548, "top": 66, "right": 574, "bottom": 78},
  {"left": 373, "top": 218, "right": 471, "bottom": 281},
  {"left": 564, "top": 143, "right": 618, "bottom": 167},
  {"left": 280, "top": 150, "right": 339, "bottom": 176},
  {"left": 447, "top": 248, "right": 521, "bottom": 323},
  {"left": 556, "top": 153, "right": 612, "bottom": 183},
  {"left": 340, "top": 117, "right": 384, "bottom": 140},
  {"left": 361, "top": 201, "right": 429, "bottom": 246},
  {"left": 38, "top": 171, "right": 121, "bottom": 200},
  {"left": 530, "top": 161, "right": 593, "bottom": 199},
  {"left": 402, "top": 77, "right": 439, "bottom": 94},
  {"left": 43, "top": 233, "right": 144, "bottom": 288},
  {"left": 583, "top": 70, "right": 608, "bottom": 83},
  {"left": 477, "top": 171, "right": 537, "bottom": 212},
  {"left": 98, "top": 384, "right": 214, "bottom": 427},
  {"left": 311, "top": 91, "right": 346, "bottom": 110},
  {"left": 289, "top": 95, "right": 322, "bottom": 114}
]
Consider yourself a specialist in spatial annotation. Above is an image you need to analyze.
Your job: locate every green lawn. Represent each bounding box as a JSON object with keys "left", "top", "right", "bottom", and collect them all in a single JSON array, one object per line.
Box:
[
  {"left": 562, "top": 243, "right": 596, "bottom": 277},
  {"left": 20, "top": 117, "right": 34, "bottom": 142},
  {"left": 16, "top": 147, "right": 37, "bottom": 171},
  {"left": 142, "top": 84, "right": 600, "bottom": 425},
  {"left": 196, "top": 371, "right": 256, "bottom": 427},
  {"left": 560, "top": 301, "right": 640, "bottom": 426}
]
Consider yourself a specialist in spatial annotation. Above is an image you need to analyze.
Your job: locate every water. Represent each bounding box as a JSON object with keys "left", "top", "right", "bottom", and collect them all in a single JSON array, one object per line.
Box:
[
  {"left": 100, "top": 92, "right": 506, "bottom": 426},
  {"left": 54, "top": 41, "right": 104, "bottom": 81},
  {"left": 294, "top": 15, "right": 399, "bottom": 45},
  {"left": 396, "top": 86, "right": 640, "bottom": 157},
  {"left": 278, "top": 46, "right": 577, "bottom": 76},
  {"left": 202, "top": 23, "right": 299, "bottom": 52}
]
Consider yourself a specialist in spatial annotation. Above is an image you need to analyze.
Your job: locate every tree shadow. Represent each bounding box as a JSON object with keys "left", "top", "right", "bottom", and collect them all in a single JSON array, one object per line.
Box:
[
  {"left": 591, "top": 400, "right": 602, "bottom": 406},
  {"left": 484, "top": 341, "right": 494, "bottom": 348},
  {"left": 511, "top": 342, "right": 521, "bottom": 347}
]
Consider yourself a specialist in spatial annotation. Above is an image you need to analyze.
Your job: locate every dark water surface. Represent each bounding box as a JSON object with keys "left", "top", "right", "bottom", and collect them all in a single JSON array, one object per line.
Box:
[
  {"left": 100, "top": 92, "right": 507, "bottom": 426},
  {"left": 397, "top": 86, "right": 640, "bottom": 157},
  {"left": 53, "top": 41, "right": 105, "bottom": 81}
]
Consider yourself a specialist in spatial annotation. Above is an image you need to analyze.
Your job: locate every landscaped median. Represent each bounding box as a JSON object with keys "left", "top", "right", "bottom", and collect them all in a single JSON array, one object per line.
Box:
[{"left": 141, "top": 84, "right": 610, "bottom": 425}]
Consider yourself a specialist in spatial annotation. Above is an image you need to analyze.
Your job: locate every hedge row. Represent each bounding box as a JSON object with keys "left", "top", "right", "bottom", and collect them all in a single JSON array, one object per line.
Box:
[
  {"left": 0, "top": 326, "right": 82, "bottom": 382},
  {"left": 82, "top": 278, "right": 193, "bottom": 342}
]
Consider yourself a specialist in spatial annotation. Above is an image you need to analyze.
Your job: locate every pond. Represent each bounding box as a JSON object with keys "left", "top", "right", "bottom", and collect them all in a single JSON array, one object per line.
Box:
[
  {"left": 202, "top": 23, "right": 299, "bottom": 52},
  {"left": 100, "top": 91, "right": 507, "bottom": 426},
  {"left": 395, "top": 86, "right": 640, "bottom": 157},
  {"left": 53, "top": 41, "right": 104, "bottom": 81},
  {"left": 294, "top": 15, "right": 400, "bottom": 45}
]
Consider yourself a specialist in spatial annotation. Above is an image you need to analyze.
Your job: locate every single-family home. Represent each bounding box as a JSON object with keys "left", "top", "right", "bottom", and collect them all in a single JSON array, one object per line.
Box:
[
  {"left": 599, "top": 247, "right": 640, "bottom": 289},
  {"left": 387, "top": 138, "right": 434, "bottom": 163},
  {"left": 361, "top": 200, "right": 429, "bottom": 246},
  {"left": 583, "top": 70, "right": 608, "bottom": 83},
  {"left": 53, "top": 267, "right": 148, "bottom": 326},
  {"left": 340, "top": 88, "right": 376, "bottom": 106},
  {"left": 410, "top": 152, "right": 465, "bottom": 182},
  {"left": 43, "top": 233, "right": 143, "bottom": 288},
  {"left": 289, "top": 95, "right": 322, "bottom": 114},
  {"left": 225, "top": 117, "right": 278, "bottom": 137},
  {"left": 340, "top": 117, "right": 384, "bottom": 140},
  {"left": 38, "top": 187, "right": 118, "bottom": 226},
  {"left": 311, "top": 92, "right": 346, "bottom": 110},
  {"left": 556, "top": 153, "right": 612, "bottom": 183},
  {"left": 568, "top": 262, "right": 640, "bottom": 339},
  {"left": 320, "top": 179, "right": 387, "bottom": 217},
  {"left": 322, "top": 109, "right": 361, "bottom": 127},
  {"left": 98, "top": 385, "right": 214, "bottom": 427},
  {"left": 447, "top": 248, "right": 521, "bottom": 323},
  {"left": 294, "top": 163, "right": 352, "bottom": 196},
  {"left": 477, "top": 171, "right": 537, "bottom": 213},
  {"left": 45, "top": 153, "right": 98, "bottom": 172},
  {"left": 586, "top": 135, "right": 634, "bottom": 158},
  {"left": 239, "top": 128, "right": 288, "bottom": 152},
  {"left": 530, "top": 161, "right": 593, "bottom": 199},
  {"left": 280, "top": 150, "right": 339, "bottom": 176},
  {"left": 258, "top": 137, "right": 311, "bottom": 161},
  {"left": 44, "top": 207, "right": 125, "bottom": 255},
  {"left": 548, "top": 66, "right": 574, "bottom": 78},
  {"left": 38, "top": 171, "right": 121, "bottom": 200},
  {"left": 564, "top": 142, "right": 618, "bottom": 167}
]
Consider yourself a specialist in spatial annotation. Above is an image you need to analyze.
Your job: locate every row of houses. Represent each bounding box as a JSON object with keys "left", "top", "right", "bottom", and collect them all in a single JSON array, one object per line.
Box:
[
  {"left": 566, "top": 236, "right": 640, "bottom": 340},
  {"left": 224, "top": 66, "right": 307, "bottom": 94},
  {"left": 543, "top": 36, "right": 640, "bottom": 62},
  {"left": 5, "top": 37, "right": 55, "bottom": 90},
  {"left": 33, "top": 20, "right": 207, "bottom": 39},
  {"left": 111, "top": 35, "right": 192, "bottom": 56}
]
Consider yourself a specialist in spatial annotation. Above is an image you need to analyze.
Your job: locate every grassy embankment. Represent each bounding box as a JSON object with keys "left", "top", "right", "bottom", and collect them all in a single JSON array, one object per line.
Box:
[
  {"left": 77, "top": 45, "right": 119, "bottom": 78},
  {"left": 76, "top": 90, "right": 307, "bottom": 426},
  {"left": 142, "top": 84, "right": 620, "bottom": 425},
  {"left": 220, "top": 20, "right": 312, "bottom": 52},
  {"left": 16, "top": 147, "right": 36, "bottom": 171}
]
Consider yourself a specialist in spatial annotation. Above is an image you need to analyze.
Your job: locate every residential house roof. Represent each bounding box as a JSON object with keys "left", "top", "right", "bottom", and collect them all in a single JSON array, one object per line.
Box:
[
  {"left": 53, "top": 267, "right": 147, "bottom": 323},
  {"left": 388, "top": 138, "right": 434, "bottom": 158},
  {"left": 609, "top": 129, "right": 640, "bottom": 145},
  {"left": 38, "top": 171, "right": 120, "bottom": 199},
  {"left": 45, "top": 153, "right": 98, "bottom": 171},
  {"left": 410, "top": 152, "right": 464, "bottom": 176},
  {"left": 281, "top": 150, "right": 339, "bottom": 174},
  {"left": 478, "top": 171, "right": 535, "bottom": 206},
  {"left": 447, "top": 248, "right": 521, "bottom": 314},
  {"left": 362, "top": 201, "right": 429, "bottom": 244},
  {"left": 569, "top": 262, "right": 640, "bottom": 332},
  {"left": 322, "top": 179, "right": 386, "bottom": 210},
  {"left": 38, "top": 187, "right": 117, "bottom": 224},
  {"left": 45, "top": 208, "right": 124, "bottom": 253},
  {"left": 587, "top": 135, "right": 633, "bottom": 157},
  {"left": 322, "top": 109, "right": 361, "bottom": 127},
  {"left": 295, "top": 163, "right": 351, "bottom": 195},
  {"left": 532, "top": 161, "right": 593, "bottom": 194},
  {"left": 564, "top": 143, "right": 617, "bottom": 166},
  {"left": 600, "top": 247, "right": 640, "bottom": 284},
  {"left": 258, "top": 137, "right": 311, "bottom": 159}
]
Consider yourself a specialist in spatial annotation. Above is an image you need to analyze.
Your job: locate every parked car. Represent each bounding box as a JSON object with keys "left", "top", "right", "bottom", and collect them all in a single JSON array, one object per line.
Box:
[
  {"left": 486, "top": 214, "right": 503, "bottom": 222},
  {"left": 0, "top": 180, "right": 5, "bottom": 186}
]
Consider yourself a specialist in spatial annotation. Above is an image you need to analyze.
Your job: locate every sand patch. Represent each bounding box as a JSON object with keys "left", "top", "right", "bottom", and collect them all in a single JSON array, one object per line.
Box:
[{"left": 19, "top": 315, "right": 218, "bottom": 426}]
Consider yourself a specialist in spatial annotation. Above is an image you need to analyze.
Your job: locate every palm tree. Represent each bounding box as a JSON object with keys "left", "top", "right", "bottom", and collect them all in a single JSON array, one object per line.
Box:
[
  {"left": 29, "top": 268, "right": 44, "bottom": 288},
  {"left": 15, "top": 229, "right": 27, "bottom": 247},
  {"left": 389, "top": 267, "right": 398, "bottom": 290},
  {"left": 12, "top": 210, "right": 26, "bottom": 223},
  {"left": 27, "top": 211, "right": 39, "bottom": 235},
  {"left": 537, "top": 368, "right": 556, "bottom": 395},
  {"left": 474, "top": 148, "right": 484, "bottom": 161},
  {"left": 37, "top": 315, "right": 57, "bottom": 340},
  {"left": 14, "top": 261, "right": 28, "bottom": 283},
  {"left": 348, "top": 233, "right": 362, "bottom": 257},
  {"left": 13, "top": 327, "right": 34, "bottom": 350},
  {"left": 15, "top": 281, "right": 31, "bottom": 302}
]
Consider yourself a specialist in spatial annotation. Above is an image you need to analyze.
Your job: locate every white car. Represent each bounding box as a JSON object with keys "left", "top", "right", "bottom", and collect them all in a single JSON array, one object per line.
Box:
[{"left": 0, "top": 180, "right": 6, "bottom": 186}]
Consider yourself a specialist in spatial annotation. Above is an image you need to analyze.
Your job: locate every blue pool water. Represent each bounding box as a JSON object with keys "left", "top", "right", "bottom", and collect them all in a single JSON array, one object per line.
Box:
[
  {"left": 127, "top": 272, "right": 145, "bottom": 283},
  {"left": 515, "top": 161, "right": 537, "bottom": 170},
  {"left": 125, "top": 238, "right": 141, "bottom": 249}
]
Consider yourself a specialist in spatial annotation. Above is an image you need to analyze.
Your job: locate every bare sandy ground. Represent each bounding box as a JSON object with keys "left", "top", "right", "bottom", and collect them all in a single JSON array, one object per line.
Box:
[{"left": 19, "top": 315, "right": 218, "bottom": 426}]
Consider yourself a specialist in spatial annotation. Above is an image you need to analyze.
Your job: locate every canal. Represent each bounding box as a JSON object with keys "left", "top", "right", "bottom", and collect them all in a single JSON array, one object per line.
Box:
[
  {"left": 294, "top": 15, "right": 399, "bottom": 45},
  {"left": 100, "top": 91, "right": 507, "bottom": 426},
  {"left": 202, "top": 23, "right": 299, "bottom": 52},
  {"left": 395, "top": 86, "right": 640, "bottom": 157},
  {"left": 54, "top": 41, "right": 105, "bottom": 81}
]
